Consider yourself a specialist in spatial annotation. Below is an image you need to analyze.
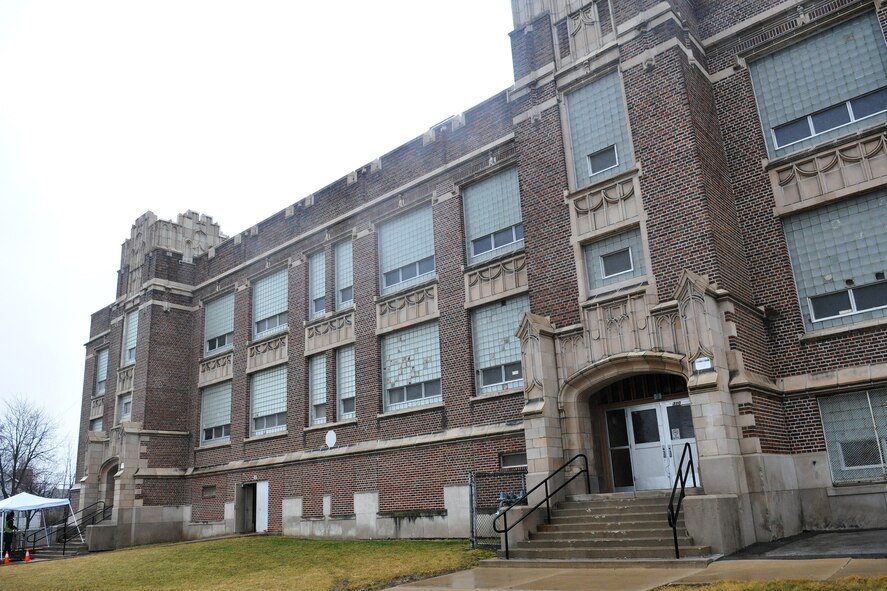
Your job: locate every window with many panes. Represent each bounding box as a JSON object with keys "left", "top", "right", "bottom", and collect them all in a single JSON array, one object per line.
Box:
[
  {"left": 382, "top": 322, "right": 441, "bottom": 411},
  {"left": 337, "top": 346, "right": 356, "bottom": 420},
  {"left": 565, "top": 71, "right": 633, "bottom": 189},
  {"left": 309, "top": 251, "right": 326, "bottom": 320},
  {"left": 204, "top": 292, "right": 234, "bottom": 355},
  {"left": 582, "top": 228, "right": 647, "bottom": 292},
  {"left": 471, "top": 295, "right": 529, "bottom": 395},
  {"left": 117, "top": 393, "right": 132, "bottom": 423},
  {"left": 309, "top": 354, "right": 327, "bottom": 425},
  {"left": 783, "top": 189, "right": 887, "bottom": 331},
  {"left": 335, "top": 240, "right": 353, "bottom": 310},
  {"left": 250, "top": 365, "right": 287, "bottom": 436},
  {"left": 750, "top": 13, "right": 887, "bottom": 157},
  {"left": 89, "top": 417, "right": 103, "bottom": 432},
  {"left": 200, "top": 381, "right": 231, "bottom": 445},
  {"left": 95, "top": 349, "right": 108, "bottom": 396},
  {"left": 253, "top": 270, "right": 288, "bottom": 338},
  {"left": 820, "top": 388, "right": 887, "bottom": 483},
  {"left": 123, "top": 310, "right": 138, "bottom": 366},
  {"left": 378, "top": 206, "right": 435, "bottom": 295},
  {"left": 463, "top": 168, "right": 524, "bottom": 265}
]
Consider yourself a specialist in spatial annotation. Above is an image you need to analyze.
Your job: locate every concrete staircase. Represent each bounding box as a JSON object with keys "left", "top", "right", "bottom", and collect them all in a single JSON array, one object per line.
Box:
[
  {"left": 486, "top": 491, "right": 717, "bottom": 568},
  {"left": 30, "top": 540, "right": 89, "bottom": 560}
]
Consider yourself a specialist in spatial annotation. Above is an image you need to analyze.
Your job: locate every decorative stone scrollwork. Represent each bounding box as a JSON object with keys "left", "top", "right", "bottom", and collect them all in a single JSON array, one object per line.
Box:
[
  {"left": 89, "top": 397, "right": 104, "bottom": 420},
  {"left": 464, "top": 254, "right": 528, "bottom": 307},
  {"left": 305, "top": 312, "right": 354, "bottom": 355},
  {"left": 117, "top": 366, "right": 134, "bottom": 394},
  {"left": 770, "top": 130, "right": 887, "bottom": 215},
  {"left": 583, "top": 289, "right": 656, "bottom": 362},
  {"left": 555, "top": 330, "right": 588, "bottom": 386},
  {"left": 376, "top": 285, "right": 438, "bottom": 334},
  {"left": 567, "top": 171, "right": 640, "bottom": 240},
  {"left": 199, "top": 352, "right": 233, "bottom": 386},
  {"left": 247, "top": 334, "right": 288, "bottom": 373},
  {"left": 568, "top": 3, "right": 602, "bottom": 58}
]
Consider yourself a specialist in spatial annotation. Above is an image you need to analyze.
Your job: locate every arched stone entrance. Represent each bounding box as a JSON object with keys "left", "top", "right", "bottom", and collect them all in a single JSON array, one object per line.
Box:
[{"left": 101, "top": 461, "right": 119, "bottom": 511}]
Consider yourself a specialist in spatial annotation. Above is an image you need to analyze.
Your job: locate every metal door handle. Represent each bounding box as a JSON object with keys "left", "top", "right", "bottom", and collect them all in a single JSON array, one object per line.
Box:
[{"left": 662, "top": 446, "right": 666, "bottom": 458}]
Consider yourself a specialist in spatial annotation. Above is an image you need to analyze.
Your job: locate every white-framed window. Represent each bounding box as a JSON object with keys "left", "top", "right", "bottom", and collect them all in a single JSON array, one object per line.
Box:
[
  {"left": 123, "top": 310, "right": 138, "bottom": 366},
  {"left": 309, "top": 354, "right": 327, "bottom": 425},
  {"left": 750, "top": 13, "right": 887, "bottom": 157},
  {"left": 820, "top": 388, "right": 887, "bottom": 483},
  {"left": 337, "top": 345, "right": 356, "bottom": 420},
  {"left": 783, "top": 189, "right": 887, "bottom": 330},
  {"left": 253, "top": 270, "right": 288, "bottom": 338},
  {"left": 471, "top": 295, "right": 529, "bottom": 395},
  {"left": 250, "top": 365, "right": 287, "bottom": 437},
  {"left": 600, "top": 247, "right": 633, "bottom": 279},
  {"left": 463, "top": 168, "right": 524, "bottom": 265},
  {"left": 95, "top": 349, "right": 108, "bottom": 396},
  {"left": 583, "top": 228, "right": 646, "bottom": 291},
  {"left": 587, "top": 144, "right": 618, "bottom": 177},
  {"left": 382, "top": 322, "right": 441, "bottom": 411},
  {"left": 89, "top": 417, "right": 103, "bottom": 432},
  {"left": 117, "top": 393, "right": 132, "bottom": 423},
  {"left": 309, "top": 251, "right": 326, "bottom": 320},
  {"left": 200, "top": 381, "right": 232, "bottom": 445},
  {"left": 500, "top": 452, "right": 528, "bottom": 470},
  {"left": 204, "top": 292, "right": 234, "bottom": 355},
  {"left": 335, "top": 240, "right": 354, "bottom": 310},
  {"left": 378, "top": 206, "right": 435, "bottom": 294},
  {"left": 565, "top": 71, "right": 633, "bottom": 189}
]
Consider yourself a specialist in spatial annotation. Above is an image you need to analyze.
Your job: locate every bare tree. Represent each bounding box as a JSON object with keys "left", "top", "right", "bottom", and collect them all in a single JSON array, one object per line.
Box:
[{"left": 0, "top": 396, "right": 58, "bottom": 499}]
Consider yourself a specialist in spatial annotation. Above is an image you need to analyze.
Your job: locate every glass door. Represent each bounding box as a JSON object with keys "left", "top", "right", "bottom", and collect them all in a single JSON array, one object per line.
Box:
[{"left": 629, "top": 404, "right": 672, "bottom": 490}]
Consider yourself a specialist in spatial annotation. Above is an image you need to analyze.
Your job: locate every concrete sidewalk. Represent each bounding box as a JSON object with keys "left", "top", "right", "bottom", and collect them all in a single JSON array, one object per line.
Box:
[{"left": 389, "top": 559, "right": 887, "bottom": 590}]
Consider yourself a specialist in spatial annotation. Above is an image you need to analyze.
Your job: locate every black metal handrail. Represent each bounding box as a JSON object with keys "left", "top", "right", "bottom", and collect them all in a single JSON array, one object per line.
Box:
[
  {"left": 26, "top": 501, "right": 111, "bottom": 554},
  {"left": 493, "top": 454, "right": 590, "bottom": 559},
  {"left": 666, "top": 442, "right": 697, "bottom": 559}
]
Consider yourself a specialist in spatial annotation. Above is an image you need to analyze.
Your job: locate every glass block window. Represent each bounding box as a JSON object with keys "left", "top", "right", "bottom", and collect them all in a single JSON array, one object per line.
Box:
[
  {"left": 204, "top": 292, "right": 234, "bottom": 355},
  {"left": 378, "top": 206, "right": 435, "bottom": 295},
  {"left": 463, "top": 168, "right": 524, "bottom": 265},
  {"left": 471, "top": 295, "right": 529, "bottom": 395},
  {"left": 250, "top": 365, "right": 287, "bottom": 437},
  {"left": 337, "top": 345, "right": 356, "bottom": 420},
  {"left": 117, "top": 393, "right": 132, "bottom": 423},
  {"left": 309, "top": 251, "right": 326, "bottom": 320},
  {"left": 582, "top": 228, "right": 647, "bottom": 291},
  {"left": 95, "top": 349, "right": 108, "bottom": 396},
  {"left": 309, "top": 354, "right": 327, "bottom": 425},
  {"left": 784, "top": 189, "right": 887, "bottom": 330},
  {"left": 123, "top": 310, "right": 138, "bottom": 366},
  {"left": 820, "top": 389, "right": 887, "bottom": 483},
  {"left": 382, "top": 322, "right": 442, "bottom": 411},
  {"left": 253, "top": 270, "right": 288, "bottom": 338},
  {"left": 89, "top": 417, "right": 103, "bottom": 432},
  {"left": 200, "top": 381, "right": 231, "bottom": 445},
  {"left": 566, "top": 71, "right": 633, "bottom": 188},
  {"left": 750, "top": 14, "right": 887, "bottom": 157},
  {"left": 335, "top": 240, "right": 354, "bottom": 310}
]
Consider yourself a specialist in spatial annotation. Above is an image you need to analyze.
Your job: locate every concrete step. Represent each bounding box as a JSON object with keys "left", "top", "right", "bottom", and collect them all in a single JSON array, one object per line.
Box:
[
  {"left": 547, "top": 514, "right": 680, "bottom": 526},
  {"left": 496, "top": 545, "right": 712, "bottom": 560},
  {"left": 552, "top": 506, "right": 667, "bottom": 517},
  {"left": 479, "top": 556, "right": 718, "bottom": 569},
  {"left": 517, "top": 537, "right": 693, "bottom": 549},
  {"left": 567, "top": 489, "right": 701, "bottom": 503},
  {"left": 530, "top": 528, "right": 683, "bottom": 540}
]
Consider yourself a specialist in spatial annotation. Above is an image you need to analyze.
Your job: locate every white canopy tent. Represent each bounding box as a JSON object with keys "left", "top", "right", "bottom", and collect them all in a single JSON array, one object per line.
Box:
[{"left": 0, "top": 492, "right": 82, "bottom": 555}]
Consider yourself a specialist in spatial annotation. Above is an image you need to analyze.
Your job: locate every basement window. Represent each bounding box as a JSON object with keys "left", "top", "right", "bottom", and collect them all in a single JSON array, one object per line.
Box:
[
  {"left": 500, "top": 452, "right": 528, "bottom": 470},
  {"left": 202, "top": 485, "right": 217, "bottom": 498}
]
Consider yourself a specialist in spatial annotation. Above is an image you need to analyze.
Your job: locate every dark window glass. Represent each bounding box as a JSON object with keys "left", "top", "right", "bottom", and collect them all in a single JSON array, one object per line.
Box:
[
  {"left": 313, "top": 297, "right": 325, "bottom": 314},
  {"left": 631, "top": 408, "right": 661, "bottom": 444},
  {"left": 588, "top": 145, "right": 618, "bottom": 175},
  {"left": 406, "top": 383, "right": 424, "bottom": 401},
  {"left": 610, "top": 448, "right": 634, "bottom": 487},
  {"left": 383, "top": 269, "right": 400, "bottom": 287},
  {"left": 666, "top": 404, "right": 695, "bottom": 440},
  {"left": 514, "top": 223, "right": 524, "bottom": 241},
  {"left": 493, "top": 227, "right": 514, "bottom": 248},
  {"left": 811, "top": 103, "right": 851, "bottom": 133},
  {"left": 774, "top": 117, "right": 811, "bottom": 147},
  {"left": 423, "top": 379, "right": 441, "bottom": 398},
  {"left": 504, "top": 362, "right": 523, "bottom": 381},
  {"left": 388, "top": 387, "right": 405, "bottom": 404},
  {"left": 481, "top": 367, "right": 504, "bottom": 386},
  {"left": 400, "top": 263, "right": 418, "bottom": 281},
  {"left": 339, "top": 286, "right": 353, "bottom": 304},
  {"left": 472, "top": 235, "right": 493, "bottom": 255},
  {"left": 418, "top": 256, "right": 435, "bottom": 275},
  {"left": 851, "top": 88, "right": 887, "bottom": 119},
  {"left": 841, "top": 439, "right": 882, "bottom": 468},
  {"left": 601, "top": 248, "right": 632, "bottom": 277},
  {"left": 341, "top": 397, "right": 355, "bottom": 415},
  {"left": 810, "top": 290, "right": 852, "bottom": 320},
  {"left": 853, "top": 282, "right": 887, "bottom": 312},
  {"left": 606, "top": 409, "right": 629, "bottom": 448}
]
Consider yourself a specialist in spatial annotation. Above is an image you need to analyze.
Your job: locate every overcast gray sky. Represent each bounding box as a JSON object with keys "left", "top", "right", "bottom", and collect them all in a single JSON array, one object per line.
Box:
[{"left": 0, "top": 1, "right": 516, "bottom": 461}]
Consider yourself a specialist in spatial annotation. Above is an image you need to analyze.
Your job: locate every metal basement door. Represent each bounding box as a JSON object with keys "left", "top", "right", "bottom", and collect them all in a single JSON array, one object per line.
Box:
[{"left": 606, "top": 399, "right": 698, "bottom": 492}]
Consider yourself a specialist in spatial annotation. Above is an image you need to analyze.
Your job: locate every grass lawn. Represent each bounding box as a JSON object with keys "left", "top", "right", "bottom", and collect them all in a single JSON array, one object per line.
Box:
[
  {"left": 664, "top": 579, "right": 887, "bottom": 591},
  {"left": 0, "top": 537, "right": 493, "bottom": 591}
]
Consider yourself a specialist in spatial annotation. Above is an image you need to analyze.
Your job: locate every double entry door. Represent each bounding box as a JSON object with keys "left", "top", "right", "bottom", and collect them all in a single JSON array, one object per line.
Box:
[{"left": 606, "top": 399, "right": 699, "bottom": 492}]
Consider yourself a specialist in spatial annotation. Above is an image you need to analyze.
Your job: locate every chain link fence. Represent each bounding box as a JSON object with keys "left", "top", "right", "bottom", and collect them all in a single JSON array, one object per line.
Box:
[{"left": 468, "top": 470, "right": 527, "bottom": 549}]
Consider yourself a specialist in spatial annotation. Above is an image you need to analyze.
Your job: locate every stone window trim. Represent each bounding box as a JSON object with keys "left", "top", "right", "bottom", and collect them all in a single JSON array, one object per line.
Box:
[
  {"left": 468, "top": 386, "right": 525, "bottom": 402},
  {"left": 799, "top": 314, "right": 887, "bottom": 343},
  {"left": 194, "top": 440, "right": 231, "bottom": 452},
  {"left": 242, "top": 430, "right": 288, "bottom": 444},
  {"left": 303, "top": 417, "right": 357, "bottom": 433},
  {"left": 807, "top": 280, "right": 887, "bottom": 323},
  {"left": 202, "top": 289, "right": 235, "bottom": 357},
  {"left": 376, "top": 400, "right": 445, "bottom": 419},
  {"left": 574, "top": 221, "right": 652, "bottom": 302}
]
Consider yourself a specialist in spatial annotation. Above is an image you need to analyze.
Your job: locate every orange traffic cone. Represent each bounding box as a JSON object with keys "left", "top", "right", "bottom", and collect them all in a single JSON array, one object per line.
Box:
[
  {"left": 24, "top": 549, "right": 30, "bottom": 562},
  {"left": 3, "top": 551, "right": 8, "bottom": 564}
]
